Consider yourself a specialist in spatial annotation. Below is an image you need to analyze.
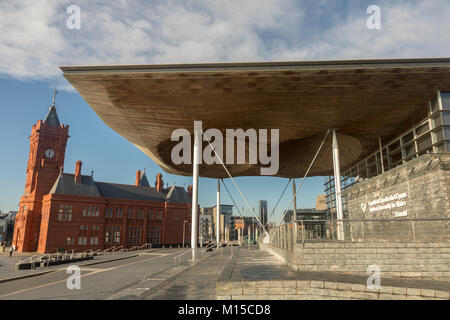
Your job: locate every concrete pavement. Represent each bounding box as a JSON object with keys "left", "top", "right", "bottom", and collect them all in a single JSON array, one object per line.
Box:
[{"left": 0, "top": 248, "right": 189, "bottom": 299}]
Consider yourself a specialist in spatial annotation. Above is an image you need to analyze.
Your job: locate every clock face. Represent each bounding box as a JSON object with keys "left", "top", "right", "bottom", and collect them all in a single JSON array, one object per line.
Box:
[{"left": 44, "top": 148, "right": 55, "bottom": 159}]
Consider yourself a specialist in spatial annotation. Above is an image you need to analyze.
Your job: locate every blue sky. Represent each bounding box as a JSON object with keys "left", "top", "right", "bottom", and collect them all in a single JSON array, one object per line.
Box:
[{"left": 1, "top": 0, "right": 449, "bottom": 222}]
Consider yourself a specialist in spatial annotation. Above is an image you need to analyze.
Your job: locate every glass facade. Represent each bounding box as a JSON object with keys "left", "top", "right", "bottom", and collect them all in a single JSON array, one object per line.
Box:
[{"left": 325, "top": 91, "right": 450, "bottom": 215}]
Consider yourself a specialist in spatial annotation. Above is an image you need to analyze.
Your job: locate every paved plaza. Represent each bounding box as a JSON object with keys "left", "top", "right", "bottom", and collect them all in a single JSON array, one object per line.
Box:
[{"left": 0, "top": 245, "right": 449, "bottom": 300}]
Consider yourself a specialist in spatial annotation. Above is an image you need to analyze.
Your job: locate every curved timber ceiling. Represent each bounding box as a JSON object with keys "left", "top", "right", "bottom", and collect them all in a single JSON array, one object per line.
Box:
[{"left": 61, "top": 58, "right": 450, "bottom": 178}]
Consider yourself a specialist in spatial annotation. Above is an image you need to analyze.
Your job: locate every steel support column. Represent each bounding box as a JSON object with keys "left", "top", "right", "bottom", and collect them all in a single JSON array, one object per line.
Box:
[
  {"left": 378, "top": 136, "right": 385, "bottom": 173},
  {"left": 216, "top": 179, "right": 220, "bottom": 246},
  {"left": 191, "top": 130, "right": 201, "bottom": 260},
  {"left": 332, "top": 130, "right": 345, "bottom": 240},
  {"left": 292, "top": 179, "right": 297, "bottom": 222}
]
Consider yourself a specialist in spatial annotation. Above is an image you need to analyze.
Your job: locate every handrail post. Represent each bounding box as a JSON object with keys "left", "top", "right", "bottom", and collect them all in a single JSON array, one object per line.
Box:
[{"left": 301, "top": 220, "right": 305, "bottom": 247}]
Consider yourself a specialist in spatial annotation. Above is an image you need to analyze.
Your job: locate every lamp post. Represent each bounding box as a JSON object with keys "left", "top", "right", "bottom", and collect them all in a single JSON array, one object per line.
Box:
[{"left": 183, "top": 220, "right": 188, "bottom": 248}]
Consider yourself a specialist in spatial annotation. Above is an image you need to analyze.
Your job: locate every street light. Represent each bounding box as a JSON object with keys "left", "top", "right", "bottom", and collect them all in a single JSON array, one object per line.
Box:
[{"left": 183, "top": 220, "right": 188, "bottom": 248}]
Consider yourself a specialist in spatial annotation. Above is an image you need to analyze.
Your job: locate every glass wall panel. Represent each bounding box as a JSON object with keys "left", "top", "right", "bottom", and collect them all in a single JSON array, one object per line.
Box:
[
  {"left": 431, "top": 114, "right": 442, "bottom": 127},
  {"left": 389, "top": 140, "right": 400, "bottom": 151},
  {"left": 415, "top": 122, "right": 429, "bottom": 136},
  {"left": 403, "top": 143, "right": 415, "bottom": 158},
  {"left": 433, "top": 128, "right": 444, "bottom": 142},
  {"left": 390, "top": 149, "right": 403, "bottom": 167},
  {"left": 444, "top": 126, "right": 450, "bottom": 139},
  {"left": 441, "top": 92, "right": 450, "bottom": 110},
  {"left": 417, "top": 133, "right": 432, "bottom": 151},
  {"left": 435, "top": 143, "right": 446, "bottom": 152},
  {"left": 430, "top": 95, "right": 440, "bottom": 113},
  {"left": 402, "top": 132, "right": 414, "bottom": 144},
  {"left": 443, "top": 112, "right": 450, "bottom": 125}
]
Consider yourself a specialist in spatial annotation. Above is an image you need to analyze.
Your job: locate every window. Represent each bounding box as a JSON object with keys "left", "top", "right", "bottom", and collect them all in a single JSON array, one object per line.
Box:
[
  {"left": 137, "top": 208, "right": 144, "bottom": 219},
  {"left": 105, "top": 226, "right": 119, "bottom": 245},
  {"left": 89, "top": 237, "right": 99, "bottom": 245},
  {"left": 79, "top": 225, "right": 88, "bottom": 231},
  {"left": 156, "top": 209, "right": 163, "bottom": 220},
  {"left": 116, "top": 208, "right": 123, "bottom": 218},
  {"left": 78, "top": 237, "right": 87, "bottom": 245},
  {"left": 105, "top": 226, "right": 112, "bottom": 245},
  {"left": 147, "top": 209, "right": 153, "bottom": 220},
  {"left": 127, "top": 226, "right": 142, "bottom": 245},
  {"left": 114, "top": 226, "right": 121, "bottom": 244},
  {"left": 147, "top": 227, "right": 160, "bottom": 244},
  {"left": 58, "top": 204, "right": 72, "bottom": 221},
  {"left": 127, "top": 208, "right": 135, "bottom": 219},
  {"left": 173, "top": 211, "right": 179, "bottom": 221},
  {"left": 105, "top": 207, "right": 114, "bottom": 218},
  {"left": 83, "top": 206, "right": 100, "bottom": 217}
]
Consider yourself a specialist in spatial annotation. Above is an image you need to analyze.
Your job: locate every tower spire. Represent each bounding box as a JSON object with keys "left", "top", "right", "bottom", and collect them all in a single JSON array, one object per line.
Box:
[{"left": 44, "top": 88, "right": 61, "bottom": 127}]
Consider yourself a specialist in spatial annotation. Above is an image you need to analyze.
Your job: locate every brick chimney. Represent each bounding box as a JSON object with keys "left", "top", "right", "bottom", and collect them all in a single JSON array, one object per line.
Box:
[
  {"left": 75, "top": 160, "right": 82, "bottom": 183},
  {"left": 155, "top": 173, "right": 164, "bottom": 192},
  {"left": 187, "top": 185, "right": 193, "bottom": 197},
  {"left": 135, "top": 169, "right": 141, "bottom": 186}
]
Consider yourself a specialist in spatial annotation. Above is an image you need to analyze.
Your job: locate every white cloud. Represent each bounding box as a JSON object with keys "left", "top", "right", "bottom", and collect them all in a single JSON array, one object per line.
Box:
[{"left": 0, "top": 0, "right": 449, "bottom": 90}]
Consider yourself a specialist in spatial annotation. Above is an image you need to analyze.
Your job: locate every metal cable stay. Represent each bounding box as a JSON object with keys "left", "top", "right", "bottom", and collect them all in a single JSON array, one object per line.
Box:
[
  {"left": 277, "top": 129, "right": 331, "bottom": 226},
  {"left": 200, "top": 130, "right": 269, "bottom": 236},
  {"left": 220, "top": 178, "right": 244, "bottom": 218},
  {"left": 267, "top": 177, "right": 292, "bottom": 223}
]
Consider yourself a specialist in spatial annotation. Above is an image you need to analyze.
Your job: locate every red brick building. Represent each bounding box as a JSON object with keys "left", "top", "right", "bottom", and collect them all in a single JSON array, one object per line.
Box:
[{"left": 12, "top": 96, "right": 193, "bottom": 253}]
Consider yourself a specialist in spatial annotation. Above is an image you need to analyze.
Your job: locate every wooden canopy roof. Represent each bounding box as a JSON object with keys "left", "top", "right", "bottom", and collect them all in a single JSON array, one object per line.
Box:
[{"left": 61, "top": 58, "right": 450, "bottom": 178}]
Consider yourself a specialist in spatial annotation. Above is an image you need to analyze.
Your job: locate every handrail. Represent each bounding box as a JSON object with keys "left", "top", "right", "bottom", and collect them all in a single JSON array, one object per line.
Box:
[
  {"left": 291, "top": 217, "right": 450, "bottom": 223},
  {"left": 270, "top": 217, "right": 450, "bottom": 246}
]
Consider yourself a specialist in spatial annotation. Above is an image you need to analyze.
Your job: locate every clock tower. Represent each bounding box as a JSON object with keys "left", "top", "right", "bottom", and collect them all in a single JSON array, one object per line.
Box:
[{"left": 13, "top": 90, "right": 70, "bottom": 252}]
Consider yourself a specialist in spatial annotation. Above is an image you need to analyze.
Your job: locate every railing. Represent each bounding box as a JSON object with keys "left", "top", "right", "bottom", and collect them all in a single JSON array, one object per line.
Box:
[
  {"left": 97, "top": 245, "right": 121, "bottom": 255},
  {"left": 15, "top": 243, "right": 155, "bottom": 270},
  {"left": 119, "top": 243, "right": 151, "bottom": 252},
  {"left": 15, "top": 249, "right": 96, "bottom": 270},
  {"left": 269, "top": 218, "right": 450, "bottom": 249}
]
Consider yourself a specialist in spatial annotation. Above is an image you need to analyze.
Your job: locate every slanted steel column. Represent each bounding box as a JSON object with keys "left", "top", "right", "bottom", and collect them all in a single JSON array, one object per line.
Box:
[
  {"left": 292, "top": 179, "right": 297, "bottom": 222},
  {"left": 216, "top": 179, "right": 220, "bottom": 246},
  {"left": 378, "top": 137, "right": 385, "bottom": 173},
  {"left": 191, "top": 130, "right": 201, "bottom": 260},
  {"left": 332, "top": 130, "right": 345, "bottom": 240}
]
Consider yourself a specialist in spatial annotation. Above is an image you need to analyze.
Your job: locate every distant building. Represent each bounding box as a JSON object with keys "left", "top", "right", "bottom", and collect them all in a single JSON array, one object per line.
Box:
[
  {"left": 12, "top": 96, "right": 193, "bottom": 253},
  {"left": 234, "top": 216, "right": 258, "bottom": 243},
  {"left": 258, "top": 200, "right": 268, "bottom": 229},
  {"left": 284, "top": 208, "right": 328, "bottom": 238},
  {"left": 315, "top": 194, "right": 327, "bottom": 210},
  {"left": 204, "top": 204, "right": 235, "bottom": 242},
  {"left": 0, "top": 211, "right": 17, "bottom": 244},
  {"left": 199, "top": 214, "right": 212, "bottom": 244}
]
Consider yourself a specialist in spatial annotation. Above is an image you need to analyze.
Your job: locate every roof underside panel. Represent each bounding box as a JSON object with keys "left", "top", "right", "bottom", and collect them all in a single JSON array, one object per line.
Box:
[{"left": 61, "top": 58, "right": 450, "bottom": 178}]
